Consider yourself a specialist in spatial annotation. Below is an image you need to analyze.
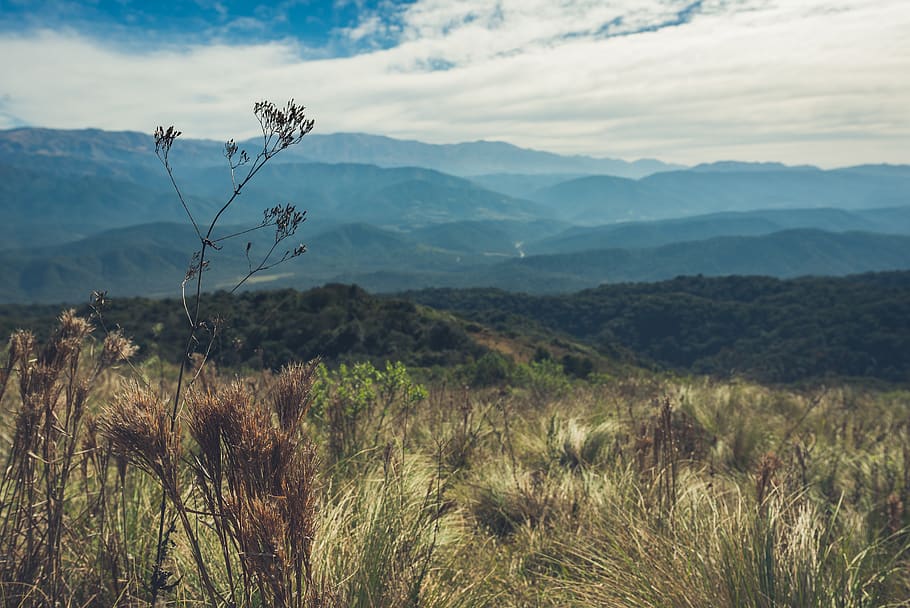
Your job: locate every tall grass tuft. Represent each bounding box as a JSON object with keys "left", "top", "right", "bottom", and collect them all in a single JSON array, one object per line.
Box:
[
  {"left": 101, "top": 360, "right": 328, "bottom": 607},
  {"left": 0, "top": 311, "right": 136, "bottom": 605},
  {"left": 315, "top": 454, "right": 453, "bottom": 608}
]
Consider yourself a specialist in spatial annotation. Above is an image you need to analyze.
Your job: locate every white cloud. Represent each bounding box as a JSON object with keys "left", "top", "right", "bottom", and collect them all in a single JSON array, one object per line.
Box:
[
  {"left": 341, "top": 15, "right": 384, "bottom": 41},
  {"left": 0, "top": 0, "right": 908, "bottom": 167}
]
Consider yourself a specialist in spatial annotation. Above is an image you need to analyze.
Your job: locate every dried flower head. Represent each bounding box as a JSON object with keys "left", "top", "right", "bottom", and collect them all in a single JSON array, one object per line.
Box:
[
  {"left": 254, "top": 99, "right": 315, "bottom": 155},
  {"left": 42, "top": 309, "right": 92, "bottom": 366},
  {"left": 101, "top": 383, "right": 181, "bottom": 494},
  {"left": 224, "top": 138, "right": 250, "bottom": 167},
  {"left": 154, "top": 125, "right": 182, "bottom": 157},
  {"left": 8, "top": 329, "right": 36, "bottom": 367},
  {"left": 100, "top": 330, "right": 139, "bottom": 367},
  {"left": 283, "top": 443, "right": 319, "bottom": 559},
  {"left": 187, "top": 387, "right": 228, "bottom": 474},
  {"left": 58, "top": 308, "right": 92, "bottom": 339},
  {"left": 271, "top": 360, "right": 319, "bottom": 432}
]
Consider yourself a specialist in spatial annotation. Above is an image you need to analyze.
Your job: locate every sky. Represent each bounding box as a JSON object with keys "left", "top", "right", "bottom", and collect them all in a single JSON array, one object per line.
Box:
[{"left": 0, "top": 0, "right": 908, "bottom": 167}]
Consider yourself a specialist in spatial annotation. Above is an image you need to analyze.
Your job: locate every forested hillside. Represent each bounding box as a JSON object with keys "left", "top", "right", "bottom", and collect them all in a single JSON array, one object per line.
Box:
[
  {"left": 0, "top": 284, "right": 487, "bottom": 371},
  {"left": 404, "top": 271, "right": 910, "bottom": 383},
  {"left": 2, "top": 273, "right": 908, "bottom": 385}
]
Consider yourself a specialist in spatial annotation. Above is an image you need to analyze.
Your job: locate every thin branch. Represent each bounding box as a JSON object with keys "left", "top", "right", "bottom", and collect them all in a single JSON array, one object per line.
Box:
[
  {"left": 154, "top": 128, "right": 203, "bottom": 241},
  {"left": 230, "top": 237, "right": 306, "bottom": 295},
  {"left": 187, "top": 324, "right": 219, "bottom": 388},
  {"left": 181, "top": 284, "right": 193, "bottom": 328},
  {"left": 211, "top": 222, "right": 273, "bottom": 244},
  {"left": 230, "top": 242, "right": 285, "bottom": 294},
  {"left": 163, "top": 161, "right": 203, "bottom": 242}
]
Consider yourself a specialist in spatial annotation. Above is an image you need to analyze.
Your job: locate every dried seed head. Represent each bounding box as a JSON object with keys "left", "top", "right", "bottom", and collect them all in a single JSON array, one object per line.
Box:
[
  {"left": 12, "top": 394, "right": 42, "bottom": 451},
  {"left": 217, "top": 381, "right": 256, "bottom": 445},
  {"left": 24, "top": 363, "right": 59, "bottom": 401},
  {"left": 4, "top": 330, "right": 34, "bottom": 403},
  {"left": 101, "top": 383, "right": 181, "bottom": 492},
  {"left": 183, "top": 364, "right": 322, "bottom": 605},
  {"left": 271, "top": 360, "right": 319, "bottom": 432},
  {"left": 187, "top": 387, "right": 227, "bottom": 470},
  {"left": 226, "top": 491, "right": 292, "bottom": 604},
  {"left": 71, "top": 377, "right": 90, "bottom": 418},
  {"left": 206, "top": 381, "right": 288, "bottom": 495},
  {"left": 283, "top": 443, "right": 319, "bottom": 557},
  {"left": 154, "top": 125, "right": 182, "bottom": 156},
  {"left": 42, "top": 309, "right": 92, "bottom": 367},
  {"left": 8, "top": 329, "right": 35, "bottom": 367},
  {"left": 58, "top": 309, "right": 92, "bottom": 341},
  {"left": 245, "top": 496, "right": 288, "bottom": 564},
  {"left": 254, "top": 99, "right": 315, "bottom": 153},
  {"left": 100, "top": 330, "right": 139, "bottom": 367},
  {"left": 756, "top": 451, "right": 783, "bottom": 507}
]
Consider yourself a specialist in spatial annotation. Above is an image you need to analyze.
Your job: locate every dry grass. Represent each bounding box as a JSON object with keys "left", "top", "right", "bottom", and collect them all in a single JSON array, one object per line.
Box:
[
  {"left": 0, "top": 311, "right": 140, "bottom": 606},
  {"left": 0, "top": 324, "right": 908, "bottom": 607}
]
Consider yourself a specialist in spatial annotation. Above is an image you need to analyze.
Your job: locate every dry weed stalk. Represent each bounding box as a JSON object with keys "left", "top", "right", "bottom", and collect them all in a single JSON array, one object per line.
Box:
[
  {"left": 632, "top": 397, "right": 680, "bottom": 525},
  {"left": 756, "top": 451, "right": 783, "bottom": 515},
  {"left": 0, "top": 311, "right": 136, "bottom": 605},
  {"left": 141, "top": 99, "right": 315, "bottom": 604}
]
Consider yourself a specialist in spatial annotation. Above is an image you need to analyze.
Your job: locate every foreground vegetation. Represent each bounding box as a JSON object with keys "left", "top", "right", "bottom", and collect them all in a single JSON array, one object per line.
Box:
[{"left": 1, "top": 310, "right": 908, "bottom": 606}]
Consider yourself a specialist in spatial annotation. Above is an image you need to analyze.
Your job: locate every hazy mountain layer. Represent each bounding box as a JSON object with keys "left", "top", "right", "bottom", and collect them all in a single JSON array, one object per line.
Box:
[
  {"left": 531, "top": 168, "right": 910, "bottom": 223},
  {"left": 1, "top": 127, "right": 908, "bottom": 303},
  {"left": 4, "top": 222, "right": 910, "bottom": 304},
  {"left": 526, "top": 206, "right": 910, "bottom": 254}
]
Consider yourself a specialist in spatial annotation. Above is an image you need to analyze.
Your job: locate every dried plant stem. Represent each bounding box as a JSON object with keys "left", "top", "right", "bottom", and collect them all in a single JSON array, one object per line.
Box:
[{"left": 147, "top": 100, "right": 314, "bottom": 606}]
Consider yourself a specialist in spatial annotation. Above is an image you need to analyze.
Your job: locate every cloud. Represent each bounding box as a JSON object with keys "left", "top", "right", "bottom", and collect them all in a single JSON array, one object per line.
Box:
[{"left": 0, "top": 0, "right": 907, "bottom": 167}]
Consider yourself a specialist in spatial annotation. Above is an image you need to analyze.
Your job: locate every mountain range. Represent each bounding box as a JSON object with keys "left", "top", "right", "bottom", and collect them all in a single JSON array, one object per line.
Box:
[
  {"left": 0, "top": 126, "right": 908, "bottom": 304},
  {"left": 0, "top": 128, "right": 681, "bottom": 178}
]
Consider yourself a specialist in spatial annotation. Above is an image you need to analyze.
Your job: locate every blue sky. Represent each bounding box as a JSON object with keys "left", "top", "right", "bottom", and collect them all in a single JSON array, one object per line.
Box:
[
  {"left": 0, "top": 0, "right": 908, "bottom": 166},
  {"left": 0, "top": 1, "right": 407, "bottom": 52}
]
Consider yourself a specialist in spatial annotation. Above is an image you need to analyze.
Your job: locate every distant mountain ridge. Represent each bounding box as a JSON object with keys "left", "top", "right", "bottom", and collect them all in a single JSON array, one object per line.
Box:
[
  {"left": 283, "top": 132, "right": 683, "bottom": 178},
  {"left": 526, "top": 206, "right": 910, "bottom": 254},
  {"left": 0, "top": 127, "right": 682, "bottom": 178},
  {"left": 530, "top": 167, "right": 910, "bottom": 223},
  {"left": 689, "top": 161, "right": 820, "bottom": 173}
]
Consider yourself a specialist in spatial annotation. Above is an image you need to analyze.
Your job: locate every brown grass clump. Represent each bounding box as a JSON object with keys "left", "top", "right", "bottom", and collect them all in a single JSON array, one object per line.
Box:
[
  {"left": 101, "top": 360, "right": 328, "bottom": 608},
  {"left": 0, "top": 310, "right": 137, "bottom": 606},
  {"left": 104, "top": 383, "right": 182, "bottom": 497}
]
